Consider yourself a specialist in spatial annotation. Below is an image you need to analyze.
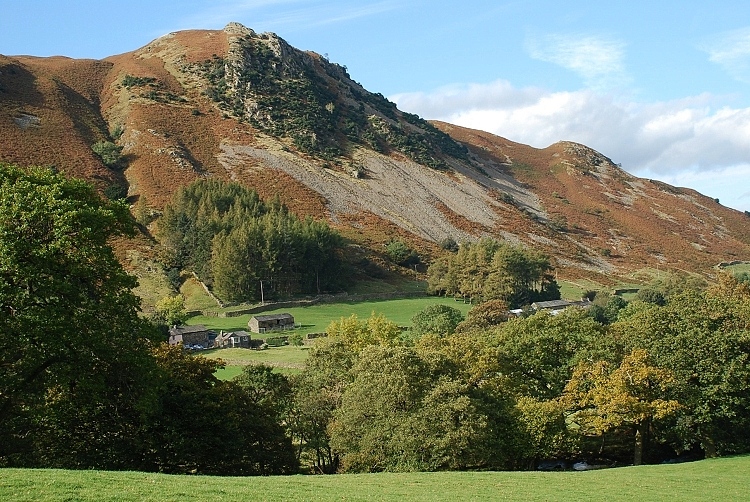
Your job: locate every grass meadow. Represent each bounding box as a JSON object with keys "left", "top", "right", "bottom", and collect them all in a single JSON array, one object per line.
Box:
[
  {"left": 2, "top": 455, "right": 748, "bottom": 501},
  {"left": 187, "top": 296, "right": 475, "bottom": 334}
]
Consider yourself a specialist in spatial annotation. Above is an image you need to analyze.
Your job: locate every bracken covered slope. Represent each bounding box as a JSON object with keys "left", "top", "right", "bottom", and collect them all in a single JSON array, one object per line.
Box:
[{"left": 1, "top": 23, "right": 749, "bottom": 284}]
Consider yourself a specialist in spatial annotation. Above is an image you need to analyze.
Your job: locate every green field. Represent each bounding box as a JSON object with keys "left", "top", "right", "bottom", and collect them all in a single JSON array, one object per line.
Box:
[
  {"left": 208, "top": 345, "right": 310, "bottom": 379},
  {"left": 187, "top": 296, "right": 475, "bottom": 334},
  {"left": 2, "top": 456, "right": 748, "bottom": 501}
]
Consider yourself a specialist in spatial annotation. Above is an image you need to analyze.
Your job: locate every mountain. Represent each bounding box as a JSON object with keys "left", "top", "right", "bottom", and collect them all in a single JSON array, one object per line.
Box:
[{"left": 2, "top": 22, "right": 749, "bottom": 289}]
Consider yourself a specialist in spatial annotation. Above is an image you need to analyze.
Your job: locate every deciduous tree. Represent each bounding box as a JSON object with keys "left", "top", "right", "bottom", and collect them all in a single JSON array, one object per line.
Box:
[
  {"left": 0, "top": 164, "right": 158, "bottom": 465},
  {"left": 561, "top": 349, "right": 680, "bottom": 465}
]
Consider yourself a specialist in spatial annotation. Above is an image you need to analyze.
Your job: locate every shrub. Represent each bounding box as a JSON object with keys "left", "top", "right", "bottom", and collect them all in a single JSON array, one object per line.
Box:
[
  {"left": 121, "top": 74, "right": 157, "bottom": 88},
  {"left": 110, "top": 124, "right": 124, "bottom": 140},
  {"left": 103, "top": 183, "right": 128, "bottom": 201},
  {"left": 439, "top": 237, "right": 459, "bottom": 252},
  {"left": 385, "top": 239, "right": 419, "bottom": 267},
  {"left": 265, "top": 336, "right": 287, "bottom": 347},
  {"left": 92, "top": 141, "right": 124, "bottom": 169},
  {"left": 289, "top": 333, "right": 304, "bottom": 346}
]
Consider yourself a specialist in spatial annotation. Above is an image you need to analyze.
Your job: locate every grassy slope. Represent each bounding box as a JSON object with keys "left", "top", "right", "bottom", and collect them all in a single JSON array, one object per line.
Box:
[{"left": 2, "top": 456, "right": 748, "bottom": 501}]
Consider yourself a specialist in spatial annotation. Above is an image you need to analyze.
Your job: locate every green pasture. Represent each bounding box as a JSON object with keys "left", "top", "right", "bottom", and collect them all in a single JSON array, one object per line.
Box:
[
  {"left": 2, "top": 455, "right": 748, "bottom": 501},
  {"left": 207, "top": 346, "right": 309, "bottom": 379},
  {"left": 187, "top": 296, "right": 475, "bottom": 334}
]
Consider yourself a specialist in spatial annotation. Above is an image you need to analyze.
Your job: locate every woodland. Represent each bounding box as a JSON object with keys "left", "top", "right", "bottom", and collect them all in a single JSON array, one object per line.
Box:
[{"left": 1, "top": 163, "right": 749, "bottom": 475}]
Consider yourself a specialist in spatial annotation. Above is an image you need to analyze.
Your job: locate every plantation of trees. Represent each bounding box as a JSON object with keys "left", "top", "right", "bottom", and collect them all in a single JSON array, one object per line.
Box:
[
  {"left": 158, "top": 179, "right": 345, "bottom": 302},
  {"left": 2, "top": 164, "right": 749, "bottom": 475}
]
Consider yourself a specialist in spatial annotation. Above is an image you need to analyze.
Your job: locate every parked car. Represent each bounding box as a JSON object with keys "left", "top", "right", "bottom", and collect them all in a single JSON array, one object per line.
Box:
[
  {"left": 537, "top": 460, "right": 567, "bottom": 471},
  {"left": 573, "top": 461, "right": 611, "bottom": 471}
]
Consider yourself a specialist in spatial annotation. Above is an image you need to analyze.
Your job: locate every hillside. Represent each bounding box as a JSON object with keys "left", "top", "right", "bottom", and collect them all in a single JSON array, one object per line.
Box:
[{"left": 2, "top": 22, "right": 749, "bottom": 289}]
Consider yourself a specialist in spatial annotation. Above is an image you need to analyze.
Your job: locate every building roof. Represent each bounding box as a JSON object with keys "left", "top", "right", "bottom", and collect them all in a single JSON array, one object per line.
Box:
[
  {"left": 252, "top": 313, "right": 294, "bottom": 322},
  {"left": 168, "top": 324, "right": 213, "bottom": 336},
  {"left": 532, "top": 300, "right": 574, "bottom": 310},
  {"left": 532, "top": 299, "right": 593, "bottom": 310}
]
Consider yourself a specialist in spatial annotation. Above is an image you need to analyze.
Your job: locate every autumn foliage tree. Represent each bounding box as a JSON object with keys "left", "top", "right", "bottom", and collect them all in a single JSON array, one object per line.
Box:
[
  {"left": 561, "top": 349, "right": 681, "bottom": 465},
  {"left": 617, "top": 278, "right": 750, "bottom": 457}
]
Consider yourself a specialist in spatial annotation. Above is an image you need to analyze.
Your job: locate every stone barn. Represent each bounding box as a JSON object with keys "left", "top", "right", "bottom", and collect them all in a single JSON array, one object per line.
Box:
[
  {"left": 248, "top": 313, "right": 295, "bottom": 333},
  {"left": 168, "top": 324, "right": 216, "bottom": 348}
]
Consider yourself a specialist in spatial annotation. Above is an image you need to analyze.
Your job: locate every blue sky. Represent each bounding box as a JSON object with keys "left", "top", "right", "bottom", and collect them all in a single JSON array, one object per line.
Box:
[{"left": 3, "top": 0, "right": 750, "bottom": 211}]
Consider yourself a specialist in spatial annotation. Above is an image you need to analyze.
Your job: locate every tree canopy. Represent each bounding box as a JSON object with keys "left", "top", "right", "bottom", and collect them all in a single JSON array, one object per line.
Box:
[
  {"left": 0, "top": 163, "right": 157, "bottom": 464},
  {"left": 0, "top": 165, "right": 298, "bottom": 474},
  {"left": 159, "top": 179, "right": 345, "bottom": 302},
  {"left": 427, "top": 239, "right": 560, "bottom": 308}
]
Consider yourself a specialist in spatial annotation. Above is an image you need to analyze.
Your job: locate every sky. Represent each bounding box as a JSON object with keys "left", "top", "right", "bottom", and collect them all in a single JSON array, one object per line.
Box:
[{"left": 3, "top": 0, "right": 750, "bottom": 211}]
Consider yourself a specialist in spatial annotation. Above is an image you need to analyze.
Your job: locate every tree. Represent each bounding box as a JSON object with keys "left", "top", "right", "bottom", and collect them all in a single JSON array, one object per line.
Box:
[
  {"left": 385, "top": 239, "right": 419, "bottom": 267},
  {"left": 635, "top": 288, "right": 666, "bottom": 306},
  {"left": 288, "top": 339, "right": 356, "bottom": 473},
  {"left": 153, "top": 294, "right": 188, "bottom": 326},
  {"left": 616, "top": 283, "right": 750, "bottom": 457},
  {"left": 561, "top": 349, "right": 680, "bottom": 465},
  {"left": 427, "top": 239, "right": 559, "bottom": 308},
  {"left": 439, "top": 237, "right": 459, "bottom": 252},
  {"left": 142, "top": 346, "right": 297, "bottom": 475},
  {"left": 0, "top": 164, "right": 158, "bottom": 466},
  {"left": 455, "top": 299, "right": 509, "bottom": 332},
  {"left": 515, "top": 396, "right": 575, "bottom": 468},
  {"left": 409, "top": 304, "right": 464, "bottom": 339},
  {"left": 329, "top": 346, "right": 519, "bottom": 472},
  {"left": 160, "top": 179, "right": 344, "bottom": 301},
  {"left": 588, "top": 293, "right": 628, "bottom": 324},
  {"left": 326, "top": 313, "right": 402, "bottom": 353},
  {"left": 492, "top": 309, "right": 610, "bottom": 400}
]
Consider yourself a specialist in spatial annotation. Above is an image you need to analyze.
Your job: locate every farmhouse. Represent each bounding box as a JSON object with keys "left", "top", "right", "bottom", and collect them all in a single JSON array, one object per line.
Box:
[
  {"left": 168, "top": 324, "right": 216, "bottom": 348},
  {"left": 248, "top": 313, "right": 296, "bottom": 333},
  {"left": 214, "top": 330, "right": 252, "bottom": 348}
]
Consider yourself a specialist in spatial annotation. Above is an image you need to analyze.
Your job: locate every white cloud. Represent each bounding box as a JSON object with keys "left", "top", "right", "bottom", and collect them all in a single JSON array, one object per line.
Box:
[
  {"left": 702, "top": 27, "right": 750, "bottom": 83},
  {"left": 390, "top": 80, "right": 546, "bottom": 121},
  {"left": 638, "top": 164, "right": 750, "bottom": 209},
  {"left": 391, "top": 83, "right": 750, "bottom": 211},
  {"left": 526, "top": 33, "right": 630, "bottom": 90}
]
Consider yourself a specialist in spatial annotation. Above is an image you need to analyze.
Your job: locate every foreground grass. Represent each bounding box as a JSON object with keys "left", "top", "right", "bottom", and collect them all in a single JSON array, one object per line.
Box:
[{"left": 2, "top": 456, "right": 748, "bottom": 501}]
